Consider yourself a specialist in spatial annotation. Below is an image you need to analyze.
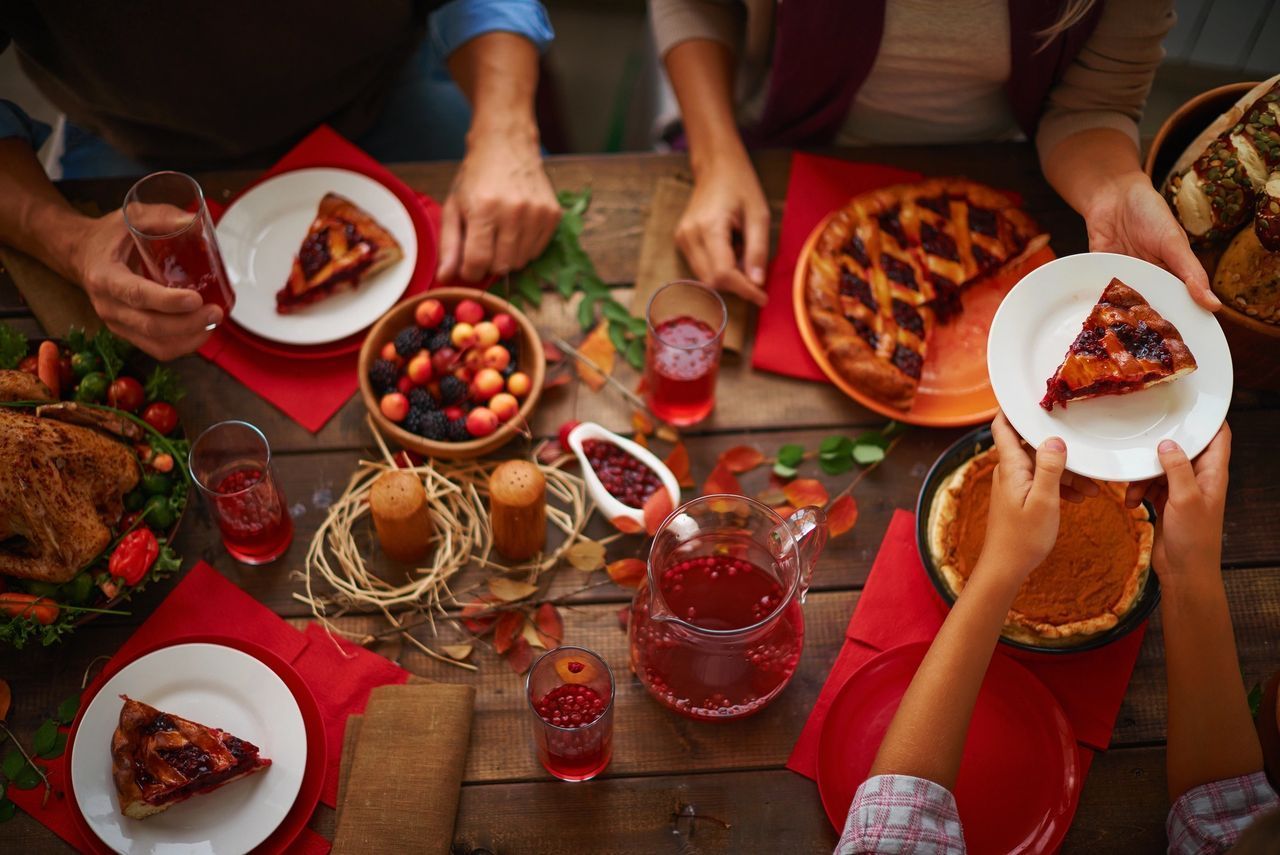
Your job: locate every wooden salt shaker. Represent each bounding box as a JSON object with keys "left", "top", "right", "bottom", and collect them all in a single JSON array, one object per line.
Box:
[
  {"left": 489, "top": 460, "right": 547, "bottom": 561},
  {"left": 369, "top": 470, "right": 433, "bottom": 564}
]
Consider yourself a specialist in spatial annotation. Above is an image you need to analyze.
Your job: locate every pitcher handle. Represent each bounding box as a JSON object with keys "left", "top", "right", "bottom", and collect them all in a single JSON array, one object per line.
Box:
[{"left": 786, "top": 506, "right": 828, "bottom": 603}]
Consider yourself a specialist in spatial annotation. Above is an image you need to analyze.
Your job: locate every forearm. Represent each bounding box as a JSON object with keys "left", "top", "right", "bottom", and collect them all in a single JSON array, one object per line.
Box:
[
  {"left": 448, "top": 32, "right": 541, "bottom": 149},
  {"left": 1040, "top": 127, "right": 1144, "bottom": 220},
  {"left": 869, "top": 564, "right": 1018, "bottom": 789},
  {"left": 0, "top": 139, "right": 90, "bottom": 282},
  {"left": 664, "top": 39, "right": 746, "bottom": 177},
  {"left": 1161, "top": 574, "right": 1264, "bottom": 801}
]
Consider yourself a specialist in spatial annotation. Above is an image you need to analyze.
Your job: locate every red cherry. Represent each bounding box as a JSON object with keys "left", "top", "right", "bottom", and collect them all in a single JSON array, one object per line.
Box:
[
  {"left": 492, "top": 312, "right": 518, "bottom": 340},
  {"left": 431, "top": 346, "right": 459, "bottom": 375},
  {"left": 380, "top": 392, "right": 409, "bottom": 423},
  {"left": 557, "top": 420, "right": 581, "bottom": 450},
  {"left": 396, "top": 376, "right": 414, "bottom": 395},
  {"left": 444, "top": 405, "right": 465, "bottom": 420},
  {"left": 465, "top": 406, "right": 499, "bottom": 438},
  {"left": 406, "top": 351, "right": 433, "bottom": 384},
  {"left": 455, "top": 298, "right": 485, "bottom": 326},
  {"left": 414, "top": 298, "right": 445, "bottom": 329}
]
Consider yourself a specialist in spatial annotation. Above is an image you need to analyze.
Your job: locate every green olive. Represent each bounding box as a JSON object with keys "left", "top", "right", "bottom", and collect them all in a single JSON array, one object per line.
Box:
[
  {"left": 141, "top": 472, "right": 172, "bottom": 497},
  {"left": 76, "top": 372, "right": 109, "bottom": 403},
  {"left": 142, "top": 495, "right": 175, "bottom": 530}
]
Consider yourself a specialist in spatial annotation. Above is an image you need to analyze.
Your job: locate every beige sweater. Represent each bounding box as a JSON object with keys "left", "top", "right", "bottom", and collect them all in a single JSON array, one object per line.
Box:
[{"left": 649, "top": 0, "right": 1174, "bottom": 159}]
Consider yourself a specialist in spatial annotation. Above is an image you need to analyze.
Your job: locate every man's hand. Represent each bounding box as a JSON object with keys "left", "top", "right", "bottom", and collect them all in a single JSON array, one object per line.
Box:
[
  {"left": 69, "top": 211, "right": 218, "bottom": 360},
  {"left": 1083, "top": 171, "right": 1221, "bottom": 311},
  {"left": 676, "top": 146, "right": 770, "bottom": 306},
  {"left": 437, "top": 129, "right": 560, "bottom": 283}
]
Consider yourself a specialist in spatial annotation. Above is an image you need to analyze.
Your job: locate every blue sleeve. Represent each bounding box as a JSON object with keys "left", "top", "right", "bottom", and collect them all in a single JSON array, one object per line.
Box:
[
  {"left": 0, "top": 99, "right": 51, "bottom": 151},
  {"left": 428, "top": 0, "right": 555, "bottom": 58}
]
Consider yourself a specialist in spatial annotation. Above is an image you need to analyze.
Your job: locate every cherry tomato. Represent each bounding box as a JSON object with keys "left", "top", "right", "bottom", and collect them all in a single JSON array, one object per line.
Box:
[
  {"left": 109, "top": 528, "right": 160, "bottom": 586},
  {"left": 141, "top": 402, "right": 179, "bottom": 435},
  {"left": 108, "top": 376, "right": 145, "bottom": 412},
  {"left": 0, "top": 593, "right": 59, "bottom": 625}
]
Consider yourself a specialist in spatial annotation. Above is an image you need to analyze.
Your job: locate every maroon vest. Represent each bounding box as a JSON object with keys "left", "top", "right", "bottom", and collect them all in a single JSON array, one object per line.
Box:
[{"left": 746, "top": 0, "right": 1104, "bottom": 147}]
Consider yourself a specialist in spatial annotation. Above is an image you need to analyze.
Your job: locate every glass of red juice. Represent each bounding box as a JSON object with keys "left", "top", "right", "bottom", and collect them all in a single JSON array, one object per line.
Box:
[
  {"left": 188, "top": 420, "right": 293, "bottom": 565},
  {"left": 644, "top": 280, "right": 727, "bottom": 426},
  {"left": 123, "top": 171, "right": 235, "bottom": 328},
  {"left": 526, "top": 646, "right": 614, "bottom": 781}
]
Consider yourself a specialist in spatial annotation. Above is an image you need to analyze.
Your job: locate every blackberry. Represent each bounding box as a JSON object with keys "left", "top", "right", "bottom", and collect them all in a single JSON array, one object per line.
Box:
[
  {"left": 408, "top": 387, "right": 436, "bottom": 412},
  {"left": 439, "top": 314, "right": 457, "bottom": 333},
  {"left": 446, "top": 417, "right": 471, "bottom": 442},
  {"left": 368, "top": 359, "right": 399, "bottom": 395},
  {"left": 425, "top": 329, "right": 452, "bottom": 352},
  {"left": 500, "top": 363, "right": 517, "bottom": 379},
  {"left": 394, "top": 326, "right": 423, "bottom": 358},
  {"left": 421, "top": 410, "right": 449, "bottom": 441},
  {"left": 439, "top": 374, "right": 466, "bottom": 404},
  {"left": 403, "top": 407, "right": 429, "bottom": 436}
]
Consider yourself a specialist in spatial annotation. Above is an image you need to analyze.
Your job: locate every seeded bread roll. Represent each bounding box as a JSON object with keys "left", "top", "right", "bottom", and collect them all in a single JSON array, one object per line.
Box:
[
  {"left": 369, "top": 470, "right": 434, "bottom": 564},
  {"left": 1256, "top": 174, "right": 1280, "bottom": 252},
  {"left": 1213, "top": 227, "right": 1280, "bottom": 324}
]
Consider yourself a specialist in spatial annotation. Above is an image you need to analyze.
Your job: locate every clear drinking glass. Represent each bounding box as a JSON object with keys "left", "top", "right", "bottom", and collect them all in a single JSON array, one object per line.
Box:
[
  {"left": 526, "top": 646, "right": 615, "bottom": 781},
  {"left": 188, "top": 421, "right": 293, "bottom": 565},
  {"left": 644, "top": 280, "right": 727, "bottom": 426},
  {"left": 123, "top": 171, "right": 235, "bottom": 328}
]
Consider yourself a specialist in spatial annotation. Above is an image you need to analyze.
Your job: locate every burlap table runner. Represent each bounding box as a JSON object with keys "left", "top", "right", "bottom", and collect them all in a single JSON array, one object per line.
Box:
[
  {"left": 332, "top": 682, "right": 475, "bottom": 854},
  {"left": 630, "top": 176, "right": 751, "bottom": 353}
]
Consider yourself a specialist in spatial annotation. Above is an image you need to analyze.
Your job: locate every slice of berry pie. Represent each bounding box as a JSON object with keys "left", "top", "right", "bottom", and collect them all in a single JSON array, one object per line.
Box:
[
  {"left": 275, "top": 192, "right": 403, "bottom": 314},
  {"left": 1040, "top": 278, "right": 1197, "bottom": 411},
  {"left": 111, "top": 695, "right": 271, "bottom": 819}
]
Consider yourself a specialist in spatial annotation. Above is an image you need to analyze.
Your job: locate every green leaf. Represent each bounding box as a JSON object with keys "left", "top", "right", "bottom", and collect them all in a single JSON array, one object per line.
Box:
[
  {"left": 31, "top": 721, "right": 56, "bottom": 756},
  {"left": 1, "top": 748, "right": 25, "bottom": 779},
  {"left": 625, "top": 336, "right": 645, "bottom": 370},
  {"left": 143, "top": 366, "right": 186, "bottom": 404},
  {"left": 55, "top": 696, "right": 80, "bottom": 726},
  {"left": 66, "top": 327, "right": 89, "bottom": 353},
  {"left": 607, "top": 320, "right": 629, "bottom": 355},
  {"left": 555, "top": 267, "right": 578, "bottom": 299},
  {"left": 601, "top": 300, "right": 632, "bottom": 325},
  {"left": 881, "top": 420, "right": 906, "bottom": 440},
  {"left": 578, "top": 273, "right": 609, "bottom": 298},
  {"left": 38, "top": 732, "right": 67, "bottom": 760},
  {"left": 577, "top": 293, "right": 599, "bottom": 330},
  {"left": 515, "top": 271, "right": 542, "bottom": 307},
  {"left": 852, "top": 442, "right": 886, "bottom": 465},
  {"left": 0, "top": 798, "right": 15, "bottom": 822},
  {"left": 1248, "top": 681, "right": 1264, "bottom": 718},
  {"left": 0, "top": 323, "right": 27, "bottom": 371},
  {"left": 625, "top": 315, "right": 648, "bottom": 336},
  {"left": 819, "top": 454, "right": 854, "bottom": 476},
  {"left": 92, "top": 328, "right": 132, "bottom": 382},
  {"left": 772, "top": 462, "right": 798, "bottom": 479},
  {"left": 777, "top": 444, "right": 805, "bottom": 467},
  {"left": 10, "top": 765, "right": 40, "bottom": 790}
]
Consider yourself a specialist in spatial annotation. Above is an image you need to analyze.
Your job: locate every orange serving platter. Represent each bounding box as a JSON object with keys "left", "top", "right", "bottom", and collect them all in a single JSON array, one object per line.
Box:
[{"left": 792, "top": 212, "right": 1055, "bottom": 428}]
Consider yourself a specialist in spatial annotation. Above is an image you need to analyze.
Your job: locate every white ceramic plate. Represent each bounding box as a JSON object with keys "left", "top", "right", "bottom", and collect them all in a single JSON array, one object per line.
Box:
[
  {"left": 219, "top": 167, "right": 417, "bottom": 345},
  {"left": 988, "top": 252, "right": 1232, "bottom": 482},
  {"left": 70, "top": 643, "right": 307, "bottom": 855}
]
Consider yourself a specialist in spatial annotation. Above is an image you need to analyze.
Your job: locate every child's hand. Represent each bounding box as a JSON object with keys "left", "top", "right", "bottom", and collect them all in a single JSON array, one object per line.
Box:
[
  {"left": 1149, "top": 425, "right": 1231, "bottom": 589},
  {"left": 979, "top": 413, "right": 1071, "bottom": 587}
]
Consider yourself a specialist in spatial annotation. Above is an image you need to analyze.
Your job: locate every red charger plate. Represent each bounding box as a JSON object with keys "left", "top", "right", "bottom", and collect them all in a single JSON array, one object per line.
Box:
[
  {"left": 66, "top": 635, "right": 328, "bottom": 855},
  {"left": 816, "top": 641, "right": 1080, "bottom": 854}
]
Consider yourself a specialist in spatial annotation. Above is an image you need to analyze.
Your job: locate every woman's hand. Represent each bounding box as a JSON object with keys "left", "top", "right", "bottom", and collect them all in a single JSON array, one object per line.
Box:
[
  {"left": 1146, "top": 426, "right": 1231, "bottom": 590},
  {"left": 69, "top": 211, "right": 217, "bottom": 361},
  {"left": 1083, "top": 171, "right": 1221, "bottom": 311},
  {"left": 676, "top": 145, "right": 770, "bottom": 306}
]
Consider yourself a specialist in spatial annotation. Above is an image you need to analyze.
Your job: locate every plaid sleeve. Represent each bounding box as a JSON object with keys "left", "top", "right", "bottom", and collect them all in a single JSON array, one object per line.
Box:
[
  {"left": 1167, "top": 771, "right": 1280, "bottom": 855},
  {"left": 836, "top": 774, "right": 967, "bottom": 854}
]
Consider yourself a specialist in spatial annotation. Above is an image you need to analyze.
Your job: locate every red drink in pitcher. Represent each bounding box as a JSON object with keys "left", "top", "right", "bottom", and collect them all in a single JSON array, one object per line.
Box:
[
  {"left": 644, "top": 281, "right": 726, "bottom": 426},
  {"left": 527, "top": 647, "right": 615, "bottom": 782}
]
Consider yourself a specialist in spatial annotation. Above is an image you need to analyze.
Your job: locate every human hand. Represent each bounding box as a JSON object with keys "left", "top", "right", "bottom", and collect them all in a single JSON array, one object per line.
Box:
[
  {"left": 68, "top": 211, "right": 218, "bottom": 361},
  {"left": 1145, "top": 426, "right": 1231, "bottom": 588},
  {"left": 978, "top": 413, "right": 1075, "bottom": 585},
  {"left": 676, "top": 146, "right": 770, "bottom": 306},
  {"left": 437, "top": 130, "right": 560, "bottom": 283},
  {"left": 1083, "top": 171, "right": 1221, "bottom": 311}
]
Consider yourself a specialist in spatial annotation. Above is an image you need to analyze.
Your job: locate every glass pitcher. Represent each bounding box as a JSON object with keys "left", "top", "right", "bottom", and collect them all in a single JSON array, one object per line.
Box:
[{"left": 628, "top": 495, "right": 828, "bottom": 721}]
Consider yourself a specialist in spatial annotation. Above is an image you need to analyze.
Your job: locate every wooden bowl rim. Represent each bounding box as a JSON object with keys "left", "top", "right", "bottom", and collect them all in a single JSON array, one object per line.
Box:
[{"left": 358, "top": 288, "right": 546, "bottom": 460}]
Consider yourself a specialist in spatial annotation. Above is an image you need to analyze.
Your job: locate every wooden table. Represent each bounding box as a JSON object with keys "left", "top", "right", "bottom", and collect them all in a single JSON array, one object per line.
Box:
[{"left": 2, "top": 146, "right": 1277, "bottom": 854}]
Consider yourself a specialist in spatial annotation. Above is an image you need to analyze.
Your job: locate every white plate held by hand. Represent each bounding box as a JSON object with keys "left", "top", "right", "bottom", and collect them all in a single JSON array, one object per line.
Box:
[
  {"left": 218, "top": 167, "right": 417, "bottom": 345},
  {"left": 70, "top": 643, "right": 307, "bottom": 855},
  {"left": 987, "top": 252, "right": 1232, "bottom": 482}
]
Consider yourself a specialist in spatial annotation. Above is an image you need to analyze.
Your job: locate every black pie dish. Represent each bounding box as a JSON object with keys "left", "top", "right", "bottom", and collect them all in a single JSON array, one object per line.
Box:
[{"left": 914, "top": 426, "right": 1161, "bottom": 655}]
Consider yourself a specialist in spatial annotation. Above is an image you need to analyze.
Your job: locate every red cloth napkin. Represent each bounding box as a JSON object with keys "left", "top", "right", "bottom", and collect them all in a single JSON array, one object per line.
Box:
[
  {"left": 752, "top": 153, "right": 922, "bottom": 380},
  {"left": 788, "top": 510, "right": 1145, "bottom": 780},
  {"left": 10, "top": 562, "right": 411, "bottom": 852},
  {"left": 198, "top": 125, "right": 441, "bottom": 432}
]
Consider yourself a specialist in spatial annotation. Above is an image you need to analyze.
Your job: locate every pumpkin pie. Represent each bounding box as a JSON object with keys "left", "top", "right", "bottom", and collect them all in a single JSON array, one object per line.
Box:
[{"left": 927, "top": 446, "right": 1153, "bottom": 647}]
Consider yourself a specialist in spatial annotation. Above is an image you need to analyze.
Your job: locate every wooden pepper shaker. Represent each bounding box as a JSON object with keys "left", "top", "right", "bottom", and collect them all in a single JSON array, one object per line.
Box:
[
  {"left": 489, "top": 460, "right": 547, "bottom": 561},
  {"left": 369, "top": 470, "right": 433, "bottom": 564}
]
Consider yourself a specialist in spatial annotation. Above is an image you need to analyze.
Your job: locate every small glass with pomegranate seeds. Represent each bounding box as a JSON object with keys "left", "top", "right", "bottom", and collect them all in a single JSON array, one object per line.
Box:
[
  {"left": 645, "top": 280, "right": 727, "bottom": 426},
  {"left": 189, "top": 420, "right": 294, "bottom": 565},
  {"left": 526, "top": 646, "right": 615, "bottom": 782}
]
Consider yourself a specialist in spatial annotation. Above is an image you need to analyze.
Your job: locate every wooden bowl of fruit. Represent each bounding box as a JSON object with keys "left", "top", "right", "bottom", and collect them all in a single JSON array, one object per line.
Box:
[{"left": 359, "top": 289, "right": 546, "bottom": 460}]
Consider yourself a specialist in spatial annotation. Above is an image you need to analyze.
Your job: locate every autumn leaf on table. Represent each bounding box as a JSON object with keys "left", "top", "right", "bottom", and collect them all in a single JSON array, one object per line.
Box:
[
  {"left": 783, "top": 478, "right": 829, "bottom": 508},
  {"left": 461, "top": 594, "right": 501, "bottom": 634},
  {"left": 534, "top": 602, "right": 564, "bottom": 648},
  {"left": 756, "top": 485, "right": 787, "bottom": 507},
  {"left": 494, "top": 611, "right": 525, "bottom": 655},
  {"left": 607, "top": 558, "right": 647, "bottom": 589},
  {"left": 566, "top": 539, "right": 606, "bottom": 571},
  {"left": 521, "top": 620, "right": 547, "bottom": 650},
  {"left": 702, "top": 462, "right": 743, "bottom": 496},
  {"left": 504, "top": 636, "right": 535, "bottom": 674},
  {"left": 489, "top": 577, "right": 539, "bottom": 603},
  {"left": 611, "top": 514, "right": 645, "bottom": 534},
  {"left": 575, "top": 322, "right": 616, "bottom": 392},
  {"left": 643, "top": 488, "right": 674, "bottom": 536},
  {"left": 717, "top": 445, "right": 766, "bottom": 474},
  {"left": 632, "top": 410, "right": 655, "bottom": 436},
  {"left": 664, "top": 441, "right": 694, "bottom": 488},
  {"left": 441, "top": 643, "right": 474, "bottom": 661},
  {"left": 827, "top": 495, "right": 859, "bottom": 538},
  {"left": 542, "top": 340, "right": 566, "bottom": 364}
]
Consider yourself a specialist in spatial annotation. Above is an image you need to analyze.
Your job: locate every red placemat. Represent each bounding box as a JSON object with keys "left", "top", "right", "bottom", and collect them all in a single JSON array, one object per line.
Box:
[
  {"left": 752, "top": 153, "right": 922, "bottom": 380},
  {"left": 197, "top": 125, "right": 442, "bottom": 432},
  {"left": 789, "top": 509, "right": 1143, "bottom": 781},
  {"left": 9, "top": 562, "right": 410, "bottom": 852}
]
